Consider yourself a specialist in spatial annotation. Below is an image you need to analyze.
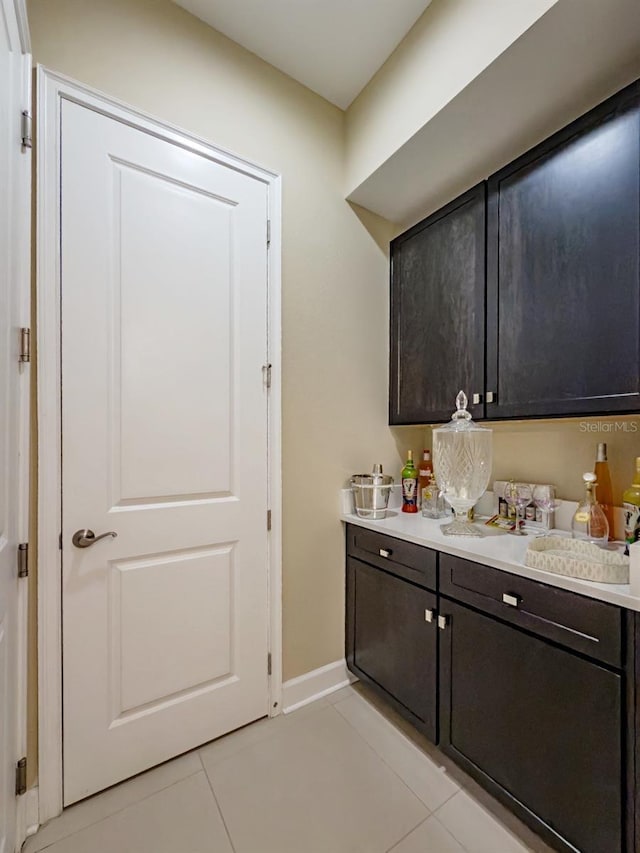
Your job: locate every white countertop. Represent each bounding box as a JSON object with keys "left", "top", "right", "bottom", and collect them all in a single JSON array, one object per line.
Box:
[{"left": 341, "top": 503, "right": 640, "bottom": 612}]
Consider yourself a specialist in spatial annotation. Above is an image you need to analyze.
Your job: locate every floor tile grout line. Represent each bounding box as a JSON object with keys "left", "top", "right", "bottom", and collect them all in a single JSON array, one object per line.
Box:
[
  {"left": 199, "top": 751, "right": 238, "bottom": 853},
  {"left": 25, "top": 765, "right": 205, "bottom": 853},
  {"left": 335, "top": 692, "right": 461, "bottom": 781},
  {"left": 430, "top": 812, "right": 472, "bottom": 853},
  {"left": 383, "top": 814, "right": 431, "bottom": 853},
  {"left": 333, "top": 698, "right": 459, "bottom": 811},
  {"left": 433, "top": 794, "right": 530, "bottom": 853},
  {"left": 197, "top": 699, "right": 329, "bottom": 772},
  {"left": 329, "top": 702, "right": 435, "bottom": 815},
  {"left": 312, "top": 690, "right": 531, "bottom": 853},
  {"left": 431, "top": 786, "right": 460, "bottom": 813}
]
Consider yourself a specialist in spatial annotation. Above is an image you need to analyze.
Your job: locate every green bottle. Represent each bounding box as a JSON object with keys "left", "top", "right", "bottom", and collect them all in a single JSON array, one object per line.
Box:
[{"left": 401, "top": 450, "right": 418, "bottom": 514}]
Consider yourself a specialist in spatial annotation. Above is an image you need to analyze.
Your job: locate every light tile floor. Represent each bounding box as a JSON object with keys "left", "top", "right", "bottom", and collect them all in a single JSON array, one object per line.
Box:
[{"left": 24, "top": 685, "right": 554, "bottom": 853}]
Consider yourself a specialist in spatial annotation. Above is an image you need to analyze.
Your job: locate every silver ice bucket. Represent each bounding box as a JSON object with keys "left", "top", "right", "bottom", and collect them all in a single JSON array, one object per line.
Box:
[{"left": 351, "top": 472, "right": 394, "bottom": 519}]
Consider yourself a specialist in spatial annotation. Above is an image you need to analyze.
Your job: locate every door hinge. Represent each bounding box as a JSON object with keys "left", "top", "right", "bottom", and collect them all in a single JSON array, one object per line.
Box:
[
  {"left": 262, "top": 363, "right": 272, "bottom": 389},
  {"left": 19, "top": 327, "right": 30, "bottom": 363},
  {"left": 267, "top": 652, "right": 272, "bottom": 676},
  {"left": 15, "top": 757, "right": 27, "bottom": 796},
  {"left": 266, "top": 219, "right": 271, "bottom": 247},
  {"left": 267, "top": 509, "right": 272, "bottom": 531},
  {"left": 17, "top": 543, "right": 28, "bottom": 578},
  {"left": 21, "top": 110, "right": 32, "bottom": 149}
]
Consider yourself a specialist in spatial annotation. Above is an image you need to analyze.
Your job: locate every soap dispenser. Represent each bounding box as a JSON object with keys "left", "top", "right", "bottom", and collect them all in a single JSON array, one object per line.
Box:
[{"left": 571, "top": 472, "right": 609, "bottom": 545}]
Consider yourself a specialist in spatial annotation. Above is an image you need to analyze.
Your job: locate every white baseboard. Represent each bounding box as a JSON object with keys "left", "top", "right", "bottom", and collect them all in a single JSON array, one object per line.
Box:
[
  {"left": 282, "top": 659, "right": 357, "bottom": 714},
  {"left": 16, "top": 785, "right": 39, "bottom": 850}
]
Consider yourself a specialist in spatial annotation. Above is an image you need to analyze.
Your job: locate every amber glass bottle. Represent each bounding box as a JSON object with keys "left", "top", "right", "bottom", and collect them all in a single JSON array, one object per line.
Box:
[{"left": 594, "top": 443, "right": 614, "bottom": 540}]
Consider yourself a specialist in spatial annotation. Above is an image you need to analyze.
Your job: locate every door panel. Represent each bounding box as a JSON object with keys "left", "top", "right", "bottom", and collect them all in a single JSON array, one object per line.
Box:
[
  {"left": 61, "top": 101, "right": 270, "bottom": 805},
  {"left": 390, "top": 183, "right": 485, "bottom": 425},
  {"left": 439, "top": 599, "right": 622, "bottom": 853},
  {"left": 115, "top": 161, "right": 233, "bottom": 501},
  {"left": 348, "top": 557, "right": 437, "bottom": 741},
  {"left": 486, "top": 82, "right": 640, "bottom": 418},
  {"left": 112, "top": 546, "right": 234, "bottom": 715}
]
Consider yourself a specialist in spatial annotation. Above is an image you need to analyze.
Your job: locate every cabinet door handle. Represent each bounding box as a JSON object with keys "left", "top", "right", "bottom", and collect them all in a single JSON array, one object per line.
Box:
[
  {"left": 437, "top": 614, "right": 448, "bottom": 630},
  {"left": 502, "top": 592, "right": 521, "bottom": 608},
  {"left": 486, "top": 391, "right": 496, "bottom": 403},
  {"left": 424, "top": 609, "right": 434, "bottom": 623},
  {"left": 472, "top": 392, "right": 482, "bottom": 404},
  {"left": 379, "top": 548, "right": 392, "bottom": 558}
]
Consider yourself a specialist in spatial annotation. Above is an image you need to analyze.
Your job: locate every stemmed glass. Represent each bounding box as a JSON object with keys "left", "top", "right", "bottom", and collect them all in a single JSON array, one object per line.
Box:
[
  {"left": 504, "top": 481, "right": 533, "bottom": 536},
  {"left": 532, "top": 484, "right": 560, "bottom": 531}
]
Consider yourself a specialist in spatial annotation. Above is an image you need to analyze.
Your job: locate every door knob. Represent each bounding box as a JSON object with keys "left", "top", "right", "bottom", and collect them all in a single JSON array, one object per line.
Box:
[{"left": 72, "top": 529, "right": 118, "bottom": 548}]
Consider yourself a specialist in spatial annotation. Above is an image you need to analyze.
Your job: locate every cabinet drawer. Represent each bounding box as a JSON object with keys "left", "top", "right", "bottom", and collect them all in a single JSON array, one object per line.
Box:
[
  {"left": 440, "top": 553, "right": 622, "bottom": 667},
  {"left": 346, "top": 524, "right": 437, "bottom": 590}
]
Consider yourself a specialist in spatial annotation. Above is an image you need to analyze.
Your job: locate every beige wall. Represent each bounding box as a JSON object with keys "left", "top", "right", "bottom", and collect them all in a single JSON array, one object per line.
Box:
[
  {"left": 424, "top": 416, "right": 640, "bottom": 506},
  {"left": 488, "top": 417, "right": 640, "bottom": 504},
  {"left": 26, "top": 0, "right": 640, "bottom": 790},
  {"left": 27, "top": 0, "right": 423, "bottom": 686},
  {"left": 345, "top": 0, "right": 557, "bottom": 195}
]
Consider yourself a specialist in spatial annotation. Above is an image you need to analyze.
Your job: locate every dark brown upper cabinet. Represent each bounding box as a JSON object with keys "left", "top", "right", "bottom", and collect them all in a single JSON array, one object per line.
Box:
[
  {"left": 390, "top": 79, "right": 640, "bottom": 424},
  {"left": 389, "top": 183, "right": 486, "bottom": 425},
  {"left": 486, "top": 80, "right": 640, "bottom": 419}
]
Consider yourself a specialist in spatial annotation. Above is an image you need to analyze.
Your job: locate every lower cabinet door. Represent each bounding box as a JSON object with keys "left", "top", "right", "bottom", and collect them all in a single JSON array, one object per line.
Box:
[
  {"left": 439, "top": 599, "right": 622, "bottom": 853},
  {"left": 346, "top": 557, "right": 437, "bottom": 741}
]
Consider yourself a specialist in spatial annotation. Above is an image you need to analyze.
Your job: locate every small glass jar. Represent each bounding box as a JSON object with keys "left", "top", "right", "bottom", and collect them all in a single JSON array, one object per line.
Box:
[{"left": 422, "top": 475, "right": 450, "bottom": 519}]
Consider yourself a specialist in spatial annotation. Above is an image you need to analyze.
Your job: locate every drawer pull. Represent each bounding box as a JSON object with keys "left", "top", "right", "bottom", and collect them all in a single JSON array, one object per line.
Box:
[
  {"left": 425, "top": 609, "right": 434, "bottom": 623},
  {"left": 379, "top": 548, "right": 392, "bottom": 558},
  {"left": 438, "top": 614, "right": 448, "bottom": 630},
  {"left": 503, "top": 593, "right": 521, "bottom": 608}
]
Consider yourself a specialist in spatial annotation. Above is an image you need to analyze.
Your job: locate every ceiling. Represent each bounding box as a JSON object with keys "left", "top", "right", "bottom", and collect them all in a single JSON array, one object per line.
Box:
[
  {"left": 173, "top": 0, "right": 432, "bottom": 109},
  {"left": 347, "top": 0, "right": 640, "bottom": 226}
]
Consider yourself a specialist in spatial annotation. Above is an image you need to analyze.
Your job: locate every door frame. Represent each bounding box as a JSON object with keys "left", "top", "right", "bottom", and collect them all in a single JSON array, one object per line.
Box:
[
  {"left": 5, "top": 0, "right": 32, "bottom": 849},
  {"left": 36, "top": 66, "right": 283, "bottom": 825}
]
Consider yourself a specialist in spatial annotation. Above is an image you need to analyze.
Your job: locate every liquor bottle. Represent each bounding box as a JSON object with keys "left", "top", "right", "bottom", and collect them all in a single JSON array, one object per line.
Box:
[
  {"left": 623, "top": 457, "right": 640, "bottom": 545},
  {"left": 401, "top": 450, "right": 419, "bottom": 513},
  {"left": 594, "top": 443, "right": 614, "bottom": 540},
  {"left": 417, "top": 449, "right": 433, "bottom": 509},
  {"left": 571, "top": 472, "right": 609, "bottom": 544}
]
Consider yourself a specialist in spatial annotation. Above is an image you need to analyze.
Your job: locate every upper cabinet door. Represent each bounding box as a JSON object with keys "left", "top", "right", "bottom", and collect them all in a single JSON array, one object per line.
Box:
[
  {"left": 486, "top": 81, "right": 640, "bottom": 419},
  {"left": 390, "top": 184, "right": 486, "bottom": 425}
]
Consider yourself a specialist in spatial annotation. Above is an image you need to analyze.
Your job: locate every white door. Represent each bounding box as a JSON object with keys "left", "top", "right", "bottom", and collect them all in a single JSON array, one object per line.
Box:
[
  {"left": 0, "top": 2, "right": 29, "bottom": 851},
  {"left": 61, "top": 100, "right": 270, "bottom": 805}
]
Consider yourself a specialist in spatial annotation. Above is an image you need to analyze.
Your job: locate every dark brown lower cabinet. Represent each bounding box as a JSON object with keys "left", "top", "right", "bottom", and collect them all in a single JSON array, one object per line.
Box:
[
  {"left": 346, "top": 556, "right": 437, "bottom": 741},
  {"left": 438, "top": 598, "right": 623, "bottom": 853}
]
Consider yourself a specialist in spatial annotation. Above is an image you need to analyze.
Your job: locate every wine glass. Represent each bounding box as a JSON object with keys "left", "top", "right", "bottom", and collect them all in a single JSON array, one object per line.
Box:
[
  {"left": 532, "top": 484, "right": 560, "bottom": 531},
  {"left": 504, "top": 481, "right": 533, "bottom": 535}
]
